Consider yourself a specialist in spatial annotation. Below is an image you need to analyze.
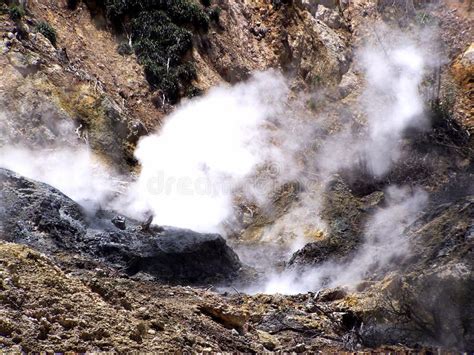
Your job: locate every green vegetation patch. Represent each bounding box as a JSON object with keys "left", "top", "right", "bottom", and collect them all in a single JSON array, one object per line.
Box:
[
  {"left": 8, "top": 4, "right": 25, "bottom": 21},
  {"left": 36, "top": 21, "right": 57, "bottom": 47},
  {"left": 102, "top": 0, "right": 210, "bottom": 103}
]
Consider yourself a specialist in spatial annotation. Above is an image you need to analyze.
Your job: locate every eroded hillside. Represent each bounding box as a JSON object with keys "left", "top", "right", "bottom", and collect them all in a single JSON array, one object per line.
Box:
[{"left": 0, "top": 0, "right": 473, "bottom": 352}]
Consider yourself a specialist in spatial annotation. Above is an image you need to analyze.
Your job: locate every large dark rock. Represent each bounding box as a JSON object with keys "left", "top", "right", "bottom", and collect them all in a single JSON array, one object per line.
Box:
[{"left": 0, "top": 168, "right": 242, "bottom": 283}]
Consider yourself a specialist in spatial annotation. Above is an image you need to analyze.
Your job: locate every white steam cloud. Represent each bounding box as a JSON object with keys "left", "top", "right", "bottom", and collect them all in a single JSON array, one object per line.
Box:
[
  {"left": 0, "top": 23, "right": 437, "bottom": 296},
  {"left": 361, "top": 43, "right": 428, "bottom": 175},
  {"left": 0, "top": 145, "right": 120, "bottom": 212},
  {"left": 317, "top": 33, "right": 430, "bottom": 178},
  {"left": 257, "top": 187, "right": 428, "bottom": 294},
  {"left": 246, "top": 27, "right": 435, "bottom": 294},
  {"left": 118, "top": 71, "right": 294, "bottom": 232},
  {"left": 0, "top": 118, "right": 120, "bottom": 213}
]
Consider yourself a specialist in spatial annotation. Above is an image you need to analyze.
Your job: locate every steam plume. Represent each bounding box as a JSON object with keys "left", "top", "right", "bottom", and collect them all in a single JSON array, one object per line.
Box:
[
  {"left": 317, "top": 27, "right": 430, "bottom": 178},
  {"left": 0, "top": 117, "right": 119, "bottom": 213},
  {"left": 119, "top": 71, "right": 292, "bottom": 232},
  {"left": 243, "top": 27, "right": 435, "bottom": 293},
  {"left": 0, "top": 22, "right": 438, "bottom": 296},
  {"left": 253, "top": 186, "right": 428, "bottom": 294}
]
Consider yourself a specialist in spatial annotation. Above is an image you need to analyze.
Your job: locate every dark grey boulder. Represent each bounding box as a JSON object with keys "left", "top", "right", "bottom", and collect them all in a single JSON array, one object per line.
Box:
[{"left": 0, "top": 168, "right": 241, "bottom": 283}]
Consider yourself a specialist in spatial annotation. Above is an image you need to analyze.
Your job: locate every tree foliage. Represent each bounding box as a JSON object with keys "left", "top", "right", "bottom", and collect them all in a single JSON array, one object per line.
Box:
[
  {"left": 8, "top": 4, "right": 25, "bottom": 21},
  {"left": 36, "top": 21, "right": 57, "bottom": 47},
  {"left": 102, "top": 0, "right": 209, "bottom": 102}
]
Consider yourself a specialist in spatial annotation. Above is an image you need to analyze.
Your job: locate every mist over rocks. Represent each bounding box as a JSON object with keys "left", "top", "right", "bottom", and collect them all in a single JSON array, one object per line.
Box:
[
  {"left": 0, "top": 168, "right": 242, "bottom": 284},
  {"left": 0, "top": 0, "right": 472, "bottom": 351},
  {"left": 287, "top": 176, "right": 377, "bottom": 269}
]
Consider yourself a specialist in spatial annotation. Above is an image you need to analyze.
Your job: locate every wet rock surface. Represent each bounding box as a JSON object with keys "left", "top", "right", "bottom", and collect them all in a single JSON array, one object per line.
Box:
[{"left": 0, "top": 168, "right": 242, "bottom": 283}]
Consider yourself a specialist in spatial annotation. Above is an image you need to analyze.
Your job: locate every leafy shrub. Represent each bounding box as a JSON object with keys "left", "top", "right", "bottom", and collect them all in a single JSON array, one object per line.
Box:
[
  {"left": 200, "top": 0, "right": 211, "bottom": 6},
  {"left": 186, "top": 85, "right": 202, "bottom": 98},
  {"left": 36, "top": 21, "right": 57, "bottom": 47},
  {"left": 8, "top": 5, "right": 25, "bottom": 21},
  {"left": 103, "top": 0, "right": 130, "bottom": 19},
  {"left": 207, "top": 6, "right": 221, "bottom": 23},
  {"left": 102, "top": 0, "right": 209, "bottom": 102},
  {"left": 131, "top": 10, "right": 193, "bottom": 59},
  {"left": 164, "top": 0, "right": 209, "bottom": 29},
  {"left": 104, "top": 0, "right": 209, "bottom": 29}
]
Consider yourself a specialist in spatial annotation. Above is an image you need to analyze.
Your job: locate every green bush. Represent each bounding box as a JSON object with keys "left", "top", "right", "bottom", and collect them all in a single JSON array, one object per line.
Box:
[
  {"left": 103, "top": 0, "right": 131, "bottom": 19},
  {"left": 101, "top": 0, "right": 208, "bottom": 102},
  {"left": 207, "top": 6, "right": 221, "bottom": 23},
  {"left": 165, "top": 0, "right": 209, "bottom": 29},
  {"left": 8, "top": 5, "right": 25, "bottom": 21},
  {"left": 132, "top": 12, "right": 193, "bottom": 67},
  {"left": 36, "top": 21, "right": 57, "bottom": 47},
  {"left": 104, "top": 0, "right": 209, "bottom": 30}
]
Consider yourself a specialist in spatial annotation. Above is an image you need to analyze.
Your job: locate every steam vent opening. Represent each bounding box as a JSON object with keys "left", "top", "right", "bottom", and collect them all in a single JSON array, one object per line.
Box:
[{"left": 0, "top": 0, "right": 472, "bottom": 352}]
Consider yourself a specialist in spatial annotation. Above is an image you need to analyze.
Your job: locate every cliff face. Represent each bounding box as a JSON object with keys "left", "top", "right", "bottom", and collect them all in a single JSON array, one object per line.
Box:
[
  {"left": 0, "top": 0, "right": 353, "bottom": 164},
  {"left": 0, "top": 0, "right": 473, "bottom": 352}
]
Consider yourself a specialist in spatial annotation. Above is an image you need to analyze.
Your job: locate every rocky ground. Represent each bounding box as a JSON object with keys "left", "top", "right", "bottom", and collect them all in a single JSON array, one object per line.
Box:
[
  {"left": 0, "top": 241, "right": 373, "bottom": 352},
  {"left": 1, "top": 181, "right": 472, "bottom": 351},
  {"left": 0, "top": 0, "right": 473, "bottom": 352}
]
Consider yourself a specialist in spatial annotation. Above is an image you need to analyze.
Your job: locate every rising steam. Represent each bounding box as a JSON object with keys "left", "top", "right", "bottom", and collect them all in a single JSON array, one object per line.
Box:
[
  {"left": 245, "top": 27, "right": 434, "bottom": 293},
  {"left": 0, "top": 23, "right": 437, "bottom": 295},
  {"left": 118, "top": 71, "right": 293, "bottom": 232},
  {"left": 256, "top": 187, "right": 428, "bottom": 294},
  {"left": 317, "top": 29, "right": 430, "bottom": 178},
  {"left": 0, "top": 117, "right": 120, "bottom": 213},
  {"left": 0, "top": 145, "right": 119, "bottom": 212}
]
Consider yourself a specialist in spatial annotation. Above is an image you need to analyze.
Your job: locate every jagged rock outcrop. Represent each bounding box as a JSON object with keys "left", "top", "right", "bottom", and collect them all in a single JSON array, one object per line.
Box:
[
  {"left": 194, "top": 0, "right": 351, "bottom": 90},
  {"left": 0, "top": 168, "right": 242, "bottom": 283},
  {"left": 352, "top": 195, "right": 474, "bottom": 351}
]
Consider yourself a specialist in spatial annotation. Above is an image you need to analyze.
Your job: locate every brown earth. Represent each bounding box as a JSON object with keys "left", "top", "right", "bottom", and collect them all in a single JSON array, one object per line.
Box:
[{"left": 0, "top": 241, "right": 431, "bottom": 352}]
